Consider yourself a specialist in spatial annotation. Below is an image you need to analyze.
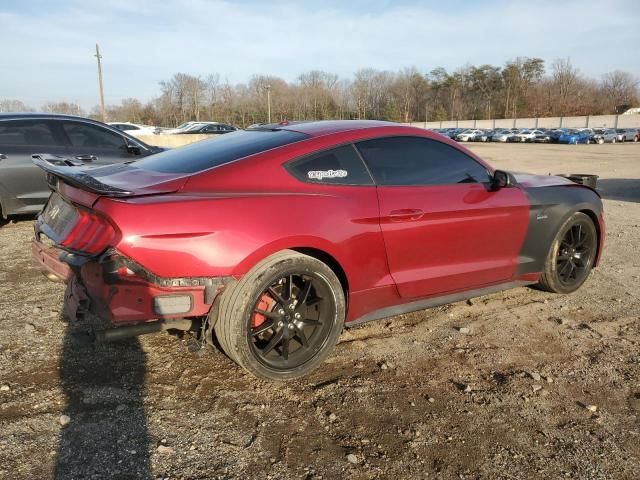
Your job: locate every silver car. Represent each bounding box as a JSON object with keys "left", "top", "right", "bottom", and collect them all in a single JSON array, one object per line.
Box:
[
  {"left": 590, "top": 129, "right": 619, "bottom": 144},
  {"left": 0, "top": 113, "right": 162, "bottom": 220}
]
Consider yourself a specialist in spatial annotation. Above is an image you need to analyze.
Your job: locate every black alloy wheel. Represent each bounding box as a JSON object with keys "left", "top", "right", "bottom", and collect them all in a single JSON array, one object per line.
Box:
[
  {"left": 555, "top": 221, "right": 596, "bottom": 288},
  {"left": 538, "top": 212, "right": 598, "bottom": 294},
  {"left": 249, "top": 272, "right": 335, "bottom": 370},
  {"left": 213, "top": 250, "right": 345, "bottom": 380}
]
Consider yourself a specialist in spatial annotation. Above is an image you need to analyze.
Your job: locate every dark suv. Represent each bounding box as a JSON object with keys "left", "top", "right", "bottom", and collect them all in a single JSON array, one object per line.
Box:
[{"left": 0, "top": 113, "right": 163, "bottom": 219}]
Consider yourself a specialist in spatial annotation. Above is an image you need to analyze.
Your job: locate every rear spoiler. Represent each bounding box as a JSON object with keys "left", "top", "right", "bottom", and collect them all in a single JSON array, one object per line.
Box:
[{"left": 32, "top": 154, "right": 134, "bottom": 197}]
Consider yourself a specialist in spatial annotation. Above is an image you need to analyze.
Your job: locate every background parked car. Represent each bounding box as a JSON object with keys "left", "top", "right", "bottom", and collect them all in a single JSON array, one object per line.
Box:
[
  {"left": 547, "top": 129, "right": 567, "bottom": 143},
  {"left": 471, "top": 130, "right": 493, "bottom": 142},
  {"left": 620, "top": 128, "right": 638, "bottom": 142},
  {"left": 491, "top": 129, "right": 518, "bottom": 142},
  {"left": 614, "top": 129, "right": 633, "bottom": 142},
  {"left": 176, "top": 123, "right": 237, "bottom": 134},
  {"left": 0, "top": 113, "right": 163, "bottom": 219},
  {"left": 160, "top": 121, "right": 202, "bottom": 135},
  {"left": 558, "top": 129, "right": 591, "bottom": 144},
  {"left": 455, "top": 129, "right": 484, "bottom": 142},
  {"left": 109, "top": 122, "right": 160, "bottom": 137},
  {"left": 533, "top": 130, "right": 557, "bottom": 143},
  {"left": 590, "top": 128, "right": 619, "bottom": 144},
  {"left": 508, "top": 129, "right": 544, "bottom": 143}
]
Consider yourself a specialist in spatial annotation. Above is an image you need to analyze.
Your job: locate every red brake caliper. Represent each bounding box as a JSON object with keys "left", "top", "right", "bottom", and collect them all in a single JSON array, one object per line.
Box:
[{"left": 251, "top": 293, "right": 276, "bottom": 328}]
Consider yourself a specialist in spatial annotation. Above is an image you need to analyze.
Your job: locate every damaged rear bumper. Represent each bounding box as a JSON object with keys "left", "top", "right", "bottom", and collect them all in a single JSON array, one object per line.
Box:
[{"left": 31, "top": 238, "right": 229, "bottom": 326}]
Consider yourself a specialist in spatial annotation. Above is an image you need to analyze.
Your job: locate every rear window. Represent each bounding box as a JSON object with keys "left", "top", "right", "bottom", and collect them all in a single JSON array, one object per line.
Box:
[{"left": 134, "top": 129, "right": 310, "bottom": 173}]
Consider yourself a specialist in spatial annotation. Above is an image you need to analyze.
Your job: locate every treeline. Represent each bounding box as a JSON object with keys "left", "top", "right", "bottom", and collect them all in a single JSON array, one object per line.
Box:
[{"left": 2, "top": 57, "right": 638, "bottom": 127}]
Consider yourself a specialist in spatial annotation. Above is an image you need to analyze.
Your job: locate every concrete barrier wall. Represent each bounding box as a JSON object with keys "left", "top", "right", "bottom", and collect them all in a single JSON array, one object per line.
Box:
[
  {"left": 136, "top": 134, "right": 218, "bottom": 148},
  {"left": 411, "top": 113, "right": 640, "bottom": 130},
  {"left": 537, "top": 117, "right": 562, "bottom": 128},
  {"left": 618, "top": 115, "right": 639, "bottom": 128}
]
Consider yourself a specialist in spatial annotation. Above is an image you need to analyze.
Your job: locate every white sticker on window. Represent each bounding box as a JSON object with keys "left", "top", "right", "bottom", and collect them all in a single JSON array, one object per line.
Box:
[{"left": 307, "top": 169, "right": 348, "bottom": 180}]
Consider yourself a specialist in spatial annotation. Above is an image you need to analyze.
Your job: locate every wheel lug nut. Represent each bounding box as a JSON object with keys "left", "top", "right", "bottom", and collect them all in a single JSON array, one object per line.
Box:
[
  {"left": 294, "top": 313, "right": 301, "bottom": 319},
  {"left": 278, "top": 309, "right": 285, "bottom": 315},
  {"left": 288, "top": 324, "right": 294, "bottom": 330},
  {"left": 277, "top": 321, "right": 284, "bottom": 327}
]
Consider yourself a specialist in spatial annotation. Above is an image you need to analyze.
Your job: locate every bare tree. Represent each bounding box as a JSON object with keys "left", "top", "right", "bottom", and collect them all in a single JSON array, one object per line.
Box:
[
  {"left": 42, "top": 101, "right": 84, "bottom": 116},
  {"left": 0, "top": 99, "right": 34, "bottom": 112},
  {"left": 601, "top": 70, "right": 639, "bottom": 109}
]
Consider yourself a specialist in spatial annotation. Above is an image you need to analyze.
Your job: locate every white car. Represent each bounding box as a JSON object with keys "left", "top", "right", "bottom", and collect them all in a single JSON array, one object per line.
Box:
[
  {"left": 108, "top": 122, "right": 159, "bottom": 137},
  {"left": 491, "top": 129, "right": 518, "bottom": 142},
  {"left": 455, "top": 129, "right": 484, "bottom": 142},
  {"left": 508, "top": 129, "right": 544, "bottom": 142}
]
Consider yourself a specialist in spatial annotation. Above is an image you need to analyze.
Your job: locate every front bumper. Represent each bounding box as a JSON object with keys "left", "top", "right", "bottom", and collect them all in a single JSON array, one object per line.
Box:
[{"left": 32, "top": 238, "right": 226, "bottom": 325}]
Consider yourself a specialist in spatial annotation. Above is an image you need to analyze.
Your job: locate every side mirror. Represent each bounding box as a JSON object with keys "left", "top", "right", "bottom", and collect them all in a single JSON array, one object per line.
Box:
[
  {"left": 491, "top": 170, "right": 516, "bottom": 190},
  {"left": 127, "top": 145, "right": 141, "bottom": 155}
]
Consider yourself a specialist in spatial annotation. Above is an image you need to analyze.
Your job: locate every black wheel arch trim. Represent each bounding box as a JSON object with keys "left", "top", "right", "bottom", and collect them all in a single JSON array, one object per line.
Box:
[{"left": 516, "top": 185, "right": 603, "bottom": 276}]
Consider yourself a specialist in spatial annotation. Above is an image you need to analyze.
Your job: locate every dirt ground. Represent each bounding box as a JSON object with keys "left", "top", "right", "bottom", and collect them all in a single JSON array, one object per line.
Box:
[{"left": 0, "top": 142, "right": 639, "bottom": 480}]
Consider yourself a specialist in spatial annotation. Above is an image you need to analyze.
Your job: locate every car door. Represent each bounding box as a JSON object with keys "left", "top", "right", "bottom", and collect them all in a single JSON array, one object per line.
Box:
[
  {"left": 60, "top": 120, "right": 140, "bottom": 167},
  {"left": 0, "top": 119, "right": 70, "bottom": 215},
  {"left": 356, "top": 136, "right": 530, "bottom": 299}
]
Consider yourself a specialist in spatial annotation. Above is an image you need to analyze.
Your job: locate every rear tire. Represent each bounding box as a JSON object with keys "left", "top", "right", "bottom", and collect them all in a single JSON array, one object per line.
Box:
[
  {"left": 213, "top": 250, "right": 345, "bottom": 380},
  {"left": 537, "top": 212, "right": 597, "bottom": 294}
]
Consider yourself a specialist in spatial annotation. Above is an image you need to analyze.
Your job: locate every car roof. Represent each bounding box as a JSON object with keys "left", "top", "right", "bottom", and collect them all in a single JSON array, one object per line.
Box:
[
  {"left": 255, "top": 120, "right": 398, "bottom": 137},
  {"left": 0, "top": 112, "right": 99, "bottom": 121}
]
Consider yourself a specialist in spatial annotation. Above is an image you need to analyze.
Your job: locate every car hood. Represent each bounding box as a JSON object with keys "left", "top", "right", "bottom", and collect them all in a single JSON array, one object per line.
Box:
[{"left": 512, "top": 173, "right": 575, "bottom": 188}]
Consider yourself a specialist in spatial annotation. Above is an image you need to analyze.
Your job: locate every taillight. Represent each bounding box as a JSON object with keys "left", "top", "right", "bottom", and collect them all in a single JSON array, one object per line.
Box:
[{"left": 60, "top": 209, "right": 118, "bottom": 255}]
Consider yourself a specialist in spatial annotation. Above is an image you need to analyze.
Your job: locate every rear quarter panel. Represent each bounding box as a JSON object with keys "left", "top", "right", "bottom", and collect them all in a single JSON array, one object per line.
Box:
[{"left": 95, "top": 187, "right": 392, "bottom": 295}]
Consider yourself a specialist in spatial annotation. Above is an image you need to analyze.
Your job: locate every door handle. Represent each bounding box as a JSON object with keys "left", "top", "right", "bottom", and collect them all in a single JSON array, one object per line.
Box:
[
  {"left": 389, "top": 209, "right": 424, "bottom": 222},
  {"left": 0, "top": 153, "right": 7, "bottom": 160},
  {"left": 75, "top": 154, "right": 97, "bottom": 162}
]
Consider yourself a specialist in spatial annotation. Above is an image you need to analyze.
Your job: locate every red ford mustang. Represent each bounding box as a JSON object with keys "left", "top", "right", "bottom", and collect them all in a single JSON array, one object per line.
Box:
[{"left": 32, "top": 121, "right": 604, "bottom": 380}]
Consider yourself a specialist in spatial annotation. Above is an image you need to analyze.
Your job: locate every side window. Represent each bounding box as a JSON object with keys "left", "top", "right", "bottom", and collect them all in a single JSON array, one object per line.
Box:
[
  {"left": 0, "top": 120, "right": 59, "bottom": 146},
  {"left": 356, "top": 136, "right": 491, "bottom": 186},
  {"left": 62, "top": 122, "right": 125, "bottom": 149},
  {"left": 287, "top": 145, "right": 373, "bottom": 185}
]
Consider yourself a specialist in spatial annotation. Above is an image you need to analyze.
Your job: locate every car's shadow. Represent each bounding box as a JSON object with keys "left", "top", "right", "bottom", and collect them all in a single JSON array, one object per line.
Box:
[
  {"left": 597, "top": 178, "right": 640, "bottom": 203},
  {"left": 55, "top": 327, "right": 150, "bottom": 479}
]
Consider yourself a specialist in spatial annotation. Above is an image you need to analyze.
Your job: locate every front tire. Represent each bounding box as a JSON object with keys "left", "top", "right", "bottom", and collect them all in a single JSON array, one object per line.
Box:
[
  {"left": 214, "top": 250, "right": 345, "bottom": 380},
  {"left": 537, "top": 212, "right": 597, "bottom": 294}
]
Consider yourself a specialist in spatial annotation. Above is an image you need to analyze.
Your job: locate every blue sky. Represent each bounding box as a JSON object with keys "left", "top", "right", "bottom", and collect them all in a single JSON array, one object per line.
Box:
[{"left": 1, "top": 0, "right": 638, "bottom": 109}]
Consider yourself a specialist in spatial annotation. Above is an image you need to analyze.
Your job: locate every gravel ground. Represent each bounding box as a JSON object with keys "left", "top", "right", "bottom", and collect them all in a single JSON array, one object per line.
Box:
[{"left": 0, "top": 143, "right": 639, "bottom": 480}]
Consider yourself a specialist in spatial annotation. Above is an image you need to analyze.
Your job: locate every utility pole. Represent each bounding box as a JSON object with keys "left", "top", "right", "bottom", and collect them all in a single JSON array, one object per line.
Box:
[
  {"left": 94, "top": 43, "right": 106, "bottom": 122},
  {"left": 265, "top": 84, "right": 272, "bottom": 124}
]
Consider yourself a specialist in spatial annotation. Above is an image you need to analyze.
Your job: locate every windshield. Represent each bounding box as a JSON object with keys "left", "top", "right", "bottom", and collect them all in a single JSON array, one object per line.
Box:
[{"left": 134, "top": 129, "right": 310, "bottom": 174}]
